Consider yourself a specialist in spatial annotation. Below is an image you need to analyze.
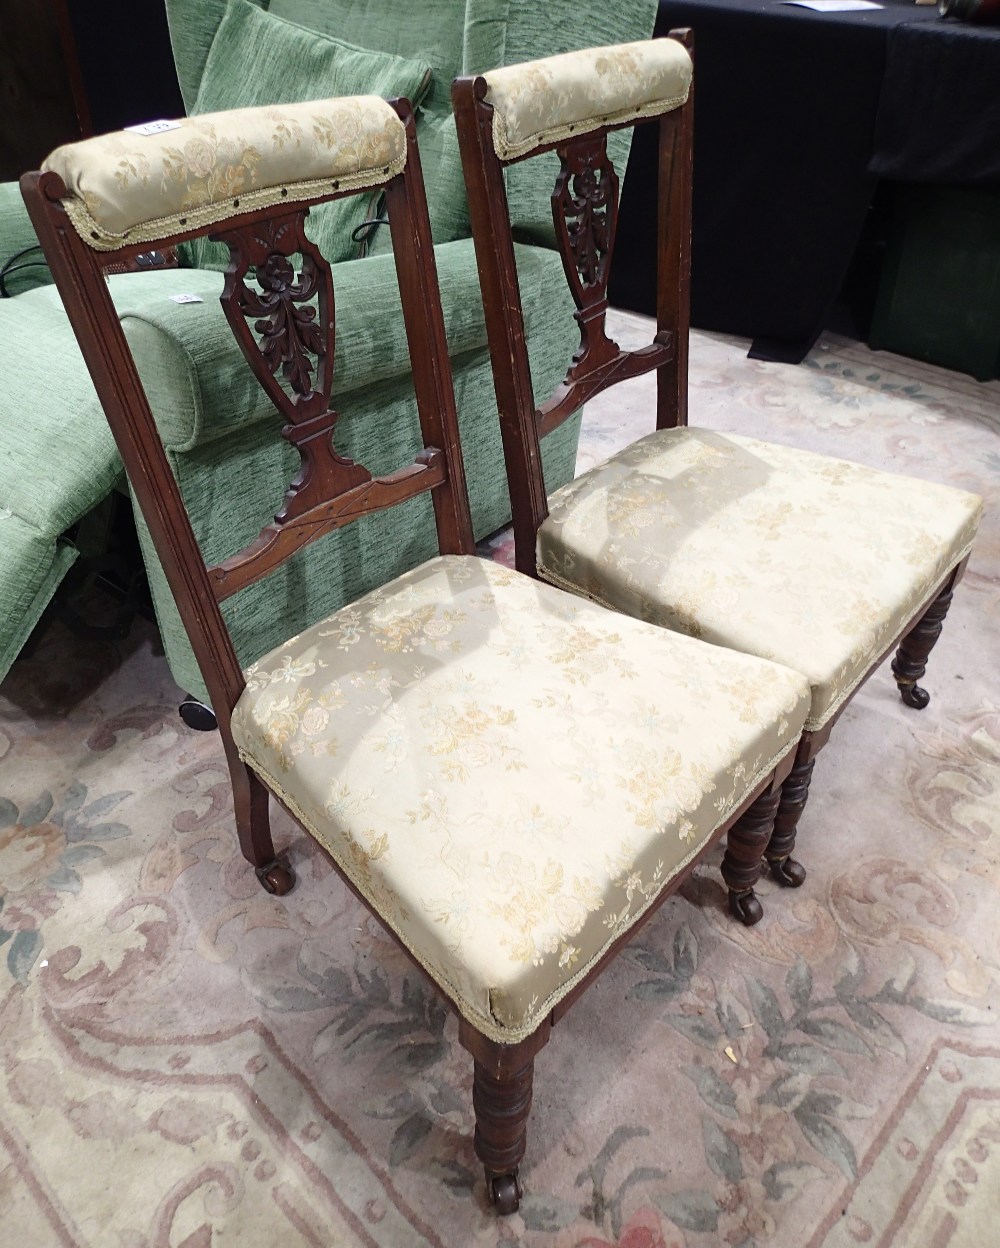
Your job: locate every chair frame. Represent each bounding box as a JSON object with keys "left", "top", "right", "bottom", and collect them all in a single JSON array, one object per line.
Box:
[
  {"left": 453, "top": 29, "right": 970, "bottom": 897},
  {"left": 24, "top": 96, "right": 799, "bottom": 1213}
]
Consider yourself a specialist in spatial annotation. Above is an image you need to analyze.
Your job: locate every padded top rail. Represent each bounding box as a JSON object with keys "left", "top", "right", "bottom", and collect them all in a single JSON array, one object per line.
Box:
[
  {"left": 42, "top": 96, "right": 408, "bottom": 252},
  {"left": 481, "top": 39, "right": 692, "bottom": 161}
]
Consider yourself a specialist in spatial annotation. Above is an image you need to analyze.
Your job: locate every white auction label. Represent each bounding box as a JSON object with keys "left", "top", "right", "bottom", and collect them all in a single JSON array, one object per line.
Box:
[
  {"left": 168, "top": 294, "right": 204, "bottom": 304},
  {"left": 124, "top": 120, "right": 183, "bottom": 137}
]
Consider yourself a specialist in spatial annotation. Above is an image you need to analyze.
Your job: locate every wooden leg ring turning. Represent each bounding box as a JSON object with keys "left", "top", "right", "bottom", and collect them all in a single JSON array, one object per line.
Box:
[
  {"left": 472, "top": 1056, "right": 534, "bottom": 1214},
  {"left": 722, "top": 785, "right": 783, "bottom": 926},
  {"left": 766, "top": 757, "right": 815, "bottom": 888},
  {"left": 892, "top": 582, "right": 956, "bottom": 711}
]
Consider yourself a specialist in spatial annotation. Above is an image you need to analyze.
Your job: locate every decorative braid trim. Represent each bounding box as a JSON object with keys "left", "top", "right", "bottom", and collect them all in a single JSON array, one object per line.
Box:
[
  {"left": 61, "top": 159, "right": 406, "bottom": 253},
  {"left": 492, "top": 89, "right": 689, "bottom": 162}
]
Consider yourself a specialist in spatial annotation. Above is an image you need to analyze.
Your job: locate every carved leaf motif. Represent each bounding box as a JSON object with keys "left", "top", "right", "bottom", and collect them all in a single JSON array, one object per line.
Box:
[
  {"left": 237, "top": 250, "right": 326, "bottom": 398},
  {"left": 554, "top": 144, "right": 617, "bottom": 295}
]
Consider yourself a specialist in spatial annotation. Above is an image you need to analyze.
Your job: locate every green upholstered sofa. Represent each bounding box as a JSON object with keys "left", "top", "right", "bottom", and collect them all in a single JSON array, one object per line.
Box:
[{"left": 0, "top": 0, "right": 657, "bottom": 703}]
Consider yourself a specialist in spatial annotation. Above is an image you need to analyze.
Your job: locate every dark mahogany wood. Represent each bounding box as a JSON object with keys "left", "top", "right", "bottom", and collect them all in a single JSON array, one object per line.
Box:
[
  {"left": 453, "top": 25, "right": 972, "bottom": 900},
  {"left": 767, "top": 755, "right": 815, "bottom": 887},
  {"left": 457, "top": 1022, "right": 550, "bottom": 1213},
  {"left": 892, "top": 566, "right": 960, "bottom": 710},
  {"left": 721, "top": 777, "right": 783, "bottom": 926},
  {"left": 20, "top": 88, "right": 791, "bottom": 1215}
]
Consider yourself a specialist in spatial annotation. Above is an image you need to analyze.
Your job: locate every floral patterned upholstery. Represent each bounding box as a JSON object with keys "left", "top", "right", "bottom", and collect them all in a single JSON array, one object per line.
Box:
[
  {"left": 537, "top": 429, "right": 983, "bottom": 733},
  {"left": 481, "top": 39, "right": 692, "bottom": 161},
  {"left": 42, "top": 96, "right": 407, "bottom": 252},
  {"left": 231, "top": 555, "right": 810, "bottom": 1042}
]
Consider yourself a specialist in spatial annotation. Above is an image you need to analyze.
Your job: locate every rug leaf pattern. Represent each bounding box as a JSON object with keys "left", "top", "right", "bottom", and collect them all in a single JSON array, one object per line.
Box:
[{"left": 2, "top": 324, "right": 998, "bottom": 1247}]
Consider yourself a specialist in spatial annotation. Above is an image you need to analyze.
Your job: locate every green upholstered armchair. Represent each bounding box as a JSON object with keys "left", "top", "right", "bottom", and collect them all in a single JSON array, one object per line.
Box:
[{"left": 0, "top": 0, "right": 658, "bottom": 704}]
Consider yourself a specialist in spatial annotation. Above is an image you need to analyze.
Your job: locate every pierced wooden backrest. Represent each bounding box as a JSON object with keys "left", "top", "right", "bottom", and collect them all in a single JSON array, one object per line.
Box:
[
  {"left": 453, "top": 32, "right": 694, "bottom": 575},
  {"left": 21, "top": 97, "right": 474, "bottom": 729}
]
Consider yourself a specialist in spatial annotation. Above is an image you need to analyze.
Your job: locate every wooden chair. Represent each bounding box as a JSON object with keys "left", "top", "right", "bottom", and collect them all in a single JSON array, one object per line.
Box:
[
  {"left": 22, "top": 94, "right": 811, "bottom": 1212},
  {"left": 453, "top": 33, "right": 982, "bottom": 895}
]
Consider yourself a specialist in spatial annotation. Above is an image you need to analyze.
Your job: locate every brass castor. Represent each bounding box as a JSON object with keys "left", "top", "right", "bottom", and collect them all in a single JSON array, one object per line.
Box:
[
  {"left": 898, "top": 681, "right": 930, "bottom": 710},
  {"left": 728, "top": 889, "right": 763, "bottom": 927},
  {"left": 255, "top": 861, "right": 295, "bottom": 896},
  {"left": 768, "top": 855, "right": 807, "bottom": 888},
  {"left": 489, "top": 1172, "right": 522, "bottom": 1215}
]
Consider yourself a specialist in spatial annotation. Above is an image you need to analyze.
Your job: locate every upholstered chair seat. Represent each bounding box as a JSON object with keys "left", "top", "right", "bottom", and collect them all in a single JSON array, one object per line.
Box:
[
  {"left": 231, "top": 553, "right": 809, "bottom": 1041},
  {"left": 538, "top": 428, "right": 982, "bottom": 733},
  {"left": 454, "top": 32, "right": 982, "bottom": 902}
]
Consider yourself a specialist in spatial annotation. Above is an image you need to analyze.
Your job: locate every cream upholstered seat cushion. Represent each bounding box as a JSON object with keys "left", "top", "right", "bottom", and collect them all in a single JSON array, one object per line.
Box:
[
  {"left": 481, "top": 39, "right": 692, "bottom": 161},
  {"left": 42, "top": 96, "right": 407, "bottom": 252},
  {"left": 537, "top": 428, "right": 983, "bottom": 733},
  {"left": 231, "top": 555, "right": 809, "bottom": 1043}
]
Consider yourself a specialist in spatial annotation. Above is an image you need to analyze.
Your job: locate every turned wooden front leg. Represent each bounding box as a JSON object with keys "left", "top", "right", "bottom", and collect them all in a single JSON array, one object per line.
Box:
[
  {"left": 766, "top": 756, "right": 816, "bottom": 888},
  {"left": 458, "top": 1021, "right": 550, "bottom": 1216},
  {"left": 472, "top": 1057, "right": 534, "bottom": 1213},
  {"left": 721, "top": 783, "right": 783, "bottom": 927},
  {"left": 892, "top": 576, "right": 957, "bottom": 710}
]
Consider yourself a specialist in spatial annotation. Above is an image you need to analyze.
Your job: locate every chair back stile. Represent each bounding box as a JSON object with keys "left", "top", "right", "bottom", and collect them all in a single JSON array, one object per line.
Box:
[
  {"left": 451, "top": 81, "right": 549, "bottom": 575},
  {"left": 656, "top": 29, "right": 694, "bottom": 432},
  {"left": 20, "top": 177, "right": 248, "bottom": 721},
  {"left": 21, "top": 98, "right": 476, "bottom": 734},
  {"left": 453, "top": 31, "right": 694, "bottom": 577}
]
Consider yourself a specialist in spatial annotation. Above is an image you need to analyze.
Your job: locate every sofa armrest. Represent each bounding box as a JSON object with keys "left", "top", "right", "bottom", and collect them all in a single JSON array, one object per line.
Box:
[{"left": 0, "top": 181, "right": 52, "bottom": 296}]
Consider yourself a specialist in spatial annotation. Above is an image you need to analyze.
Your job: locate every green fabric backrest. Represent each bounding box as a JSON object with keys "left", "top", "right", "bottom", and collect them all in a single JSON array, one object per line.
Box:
[
  {"left": 266, "top": 0, "right": 487, "bottom": 243},
  {"left": 165, "top": 0, "right": 268, "bottom": 113},
  {"left": 163, "top": 0, "right": 660, "bottom": 247},
  {"left": 267, "top": 0, "right": 469, "bottom": 112},
  {"left": 180, "top": 0, "right": 432, "bottom": 271},
  {"left": 496, "top": 0, "right": 660, "bottom": 246}
]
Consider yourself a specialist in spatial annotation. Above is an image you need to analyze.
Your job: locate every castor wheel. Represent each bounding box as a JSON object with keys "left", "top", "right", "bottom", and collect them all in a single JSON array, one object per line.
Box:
[
  {"left": 488, "top": 1172, "right": 522, "bottom": 1215},
  {"left": 255, "top": 861, "right": 295, "bottom": 896},
  {"left": 728, "top": 888, "right": 763, "bottom": 927},
  {"left": 898, "top": 682, "right": 930, "bottom": 710},
  {"left": 178, "top": 696, "right": 218, "bottom": 731},
  {"left": 768, "top": 855, "right": 807, "bottom": 888}
]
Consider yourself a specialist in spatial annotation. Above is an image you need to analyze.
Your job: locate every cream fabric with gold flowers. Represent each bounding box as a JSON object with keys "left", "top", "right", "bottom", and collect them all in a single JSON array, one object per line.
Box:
[
  {"left": 538, "top": 429, "right": 982, "bottom": 733},
  {"left": 231, "top": 555, "right": 809, "bottom": 1043},
  {"left": 43, "top": 96, "right": 407, "bottom": 252},
  {"left": 482, "top": 40, "right": 692, "bottom": 161}
]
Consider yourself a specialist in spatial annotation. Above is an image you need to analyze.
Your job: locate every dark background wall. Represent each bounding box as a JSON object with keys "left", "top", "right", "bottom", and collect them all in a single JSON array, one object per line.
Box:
[{"left": 0, "top": 0, "right": 183, "bottom": 181}]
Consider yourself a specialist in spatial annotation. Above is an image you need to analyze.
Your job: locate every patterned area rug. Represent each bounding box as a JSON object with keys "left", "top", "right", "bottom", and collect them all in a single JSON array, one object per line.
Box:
[{"left": 2, "top": 320, "right": 998, "bottom": 1248}]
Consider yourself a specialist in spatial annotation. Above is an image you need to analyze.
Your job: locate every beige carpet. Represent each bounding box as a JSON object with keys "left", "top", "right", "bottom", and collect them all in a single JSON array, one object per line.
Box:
[{"left": 2, "top": 320, "right": 998, "bottom": 1248}]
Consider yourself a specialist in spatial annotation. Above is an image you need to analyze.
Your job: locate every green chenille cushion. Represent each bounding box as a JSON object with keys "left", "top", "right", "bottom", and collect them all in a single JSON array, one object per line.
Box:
[
  {"left": 180, "top": 0, "right": 432, "bottom": 272},
  {"left": 267, "top": 0, "right": 483, "bottom": 246},
  {"left": 0, "top": 182, "right": 52, "bottom": 297},
  {"left": 117, "top": 238, "right": 581, "bottom": 701},
  {"left": 0, "top": 288, "right": 122, "bottom": 683},
  {"left": 164, "top": 0, "right": 268, "bottom": 113},
  {"left": 499, "top": 0, "right": 659, "bottom": 246},
  {"left": 108, "top": 237, "right": 558, "bottom": 450}
]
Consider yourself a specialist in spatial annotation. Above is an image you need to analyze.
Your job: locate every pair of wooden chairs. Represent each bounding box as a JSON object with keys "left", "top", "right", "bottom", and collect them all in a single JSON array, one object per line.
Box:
[{"left": 23, "top": 32, "right": 979, "bottom": 1214}]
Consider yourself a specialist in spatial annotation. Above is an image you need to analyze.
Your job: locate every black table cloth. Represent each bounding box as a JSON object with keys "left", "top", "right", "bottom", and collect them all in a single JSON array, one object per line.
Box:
[
  {"left": 871, "top": 20, "right": 1000, "bottom": 187},
  {"left": 609, "top": 0, "right": 941, "bottom": 363}
]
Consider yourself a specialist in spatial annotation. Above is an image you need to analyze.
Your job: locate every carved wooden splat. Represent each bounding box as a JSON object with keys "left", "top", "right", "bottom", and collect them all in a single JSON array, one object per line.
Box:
[
  {"left": 205, "top": 210, "right": 382, "bottom": 598},
  {"left": 551, "top": 135, "right": 620, "bottom": 370},
  {"left": 553, "top": 135, "right": 617, "bottom": 297},
  {"left": 538, "top": 135, "right": 672, "bottom": 437}
]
